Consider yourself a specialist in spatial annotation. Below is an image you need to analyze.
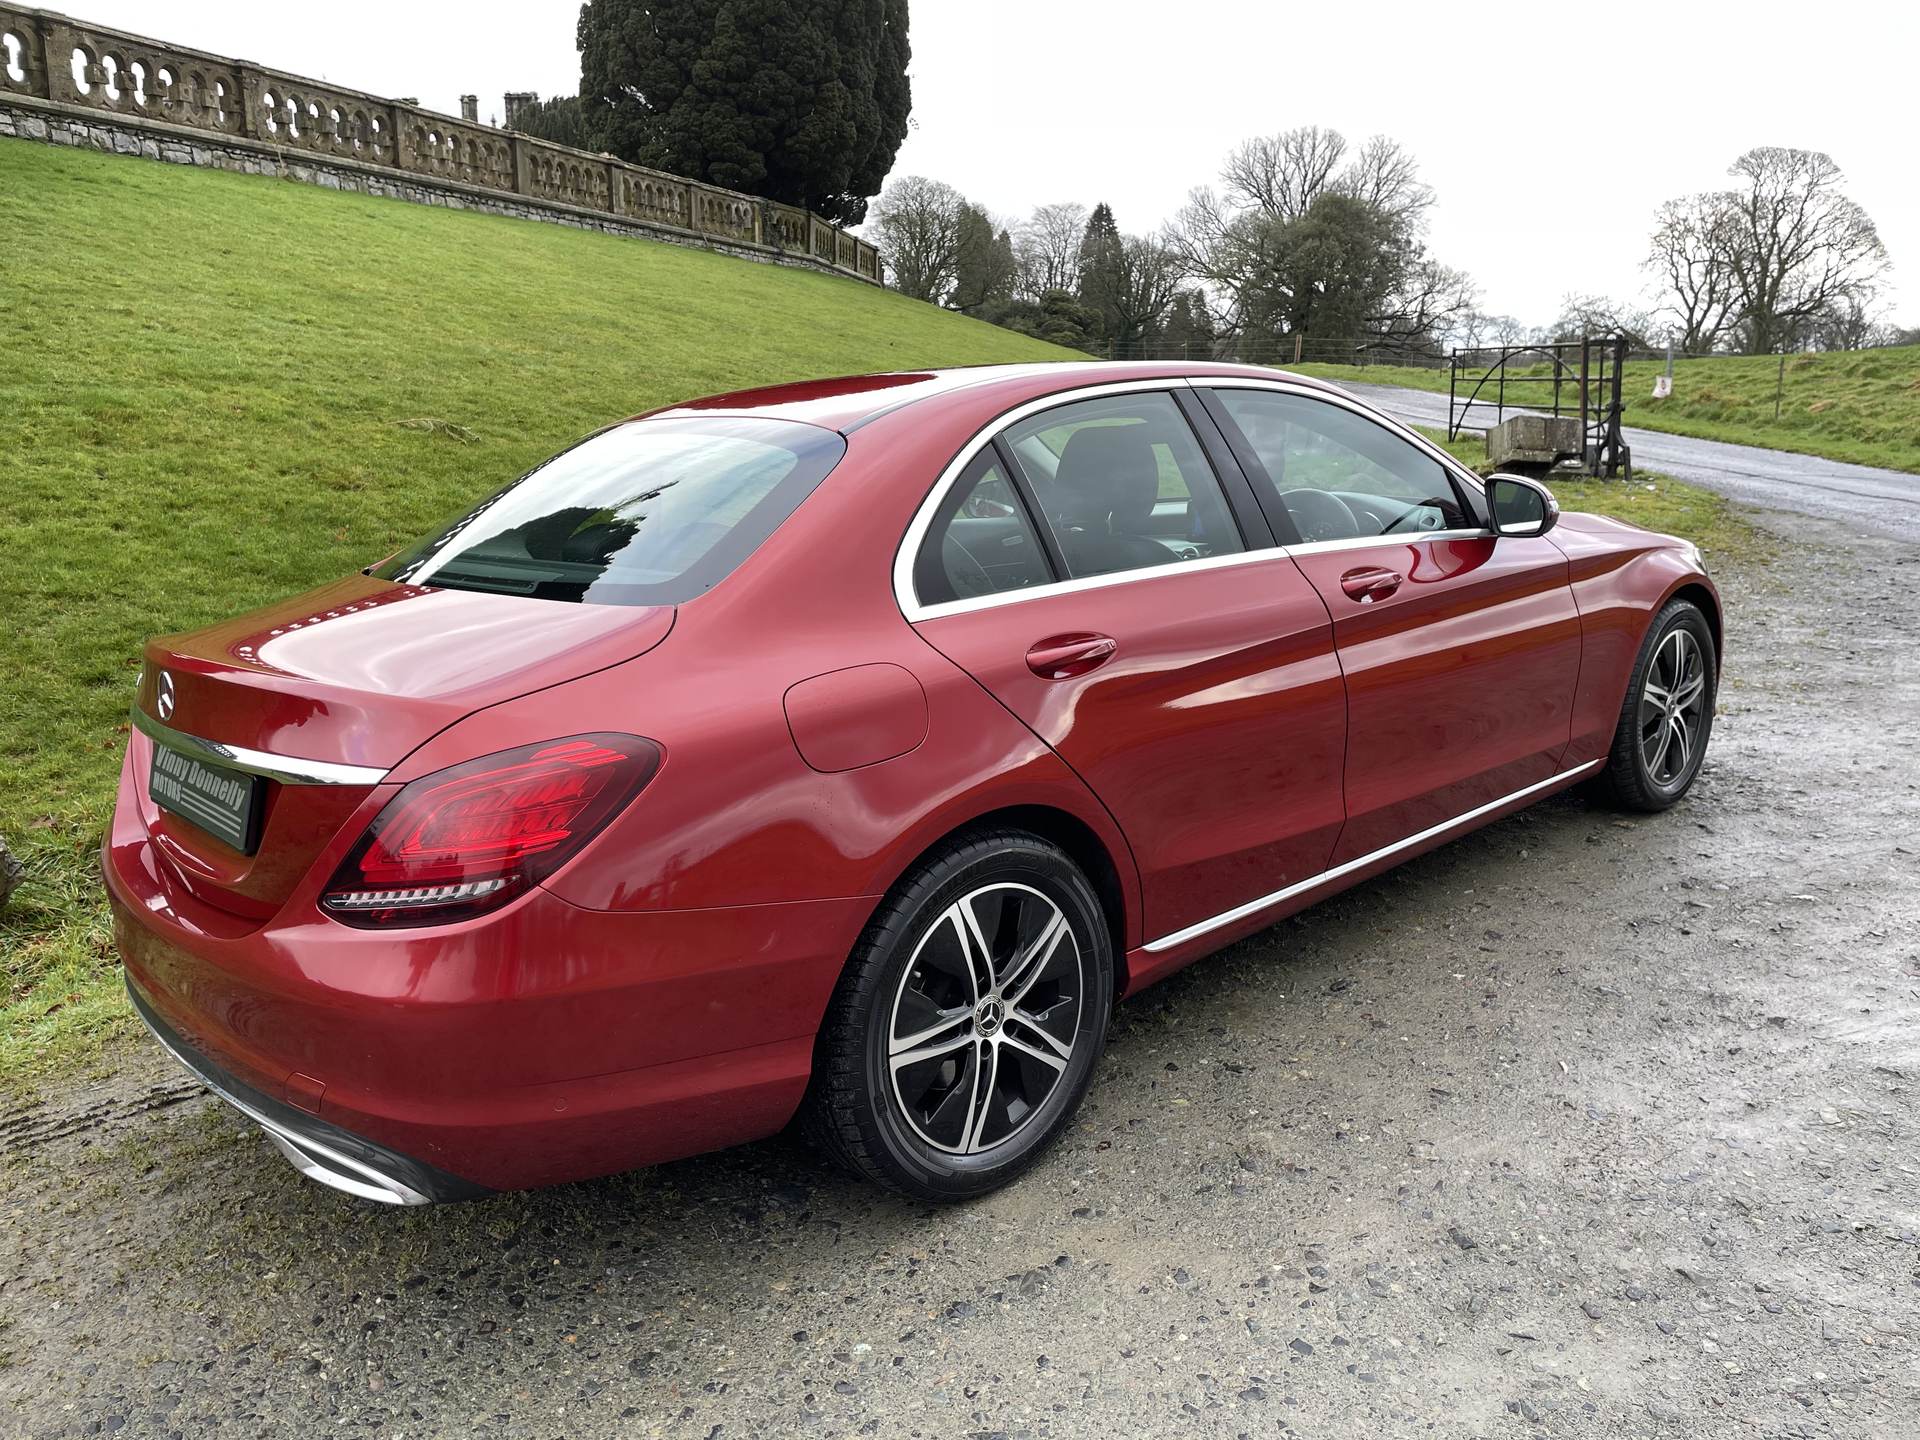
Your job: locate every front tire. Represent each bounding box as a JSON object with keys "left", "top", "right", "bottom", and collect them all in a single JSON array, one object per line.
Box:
[
  {"left": 804, "top": 830, "right": 1113, "bottom": 1202},
  {"left": 1597, "top": 597, "right": 1717, "bottom": 812}
]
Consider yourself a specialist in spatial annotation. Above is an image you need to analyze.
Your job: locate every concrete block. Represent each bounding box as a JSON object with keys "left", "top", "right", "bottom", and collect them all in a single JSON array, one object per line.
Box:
[{"left": 1487, "top": 414, "right": 1582, "bottom": 470}]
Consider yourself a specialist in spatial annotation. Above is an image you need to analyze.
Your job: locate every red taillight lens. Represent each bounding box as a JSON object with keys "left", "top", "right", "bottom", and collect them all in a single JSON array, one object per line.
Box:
[{"left": 322, "top": 734, "right": 661, "bottom": 927}]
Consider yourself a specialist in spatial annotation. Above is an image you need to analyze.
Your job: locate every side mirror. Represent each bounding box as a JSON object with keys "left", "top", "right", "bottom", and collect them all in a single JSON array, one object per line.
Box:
[{"left": 1486, "top": 473, "right": 1560, "bottom": 538}]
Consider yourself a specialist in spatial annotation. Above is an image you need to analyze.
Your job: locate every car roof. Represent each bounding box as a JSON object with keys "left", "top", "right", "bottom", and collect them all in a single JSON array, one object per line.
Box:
[{"left": 638, "top": 362, "right": 1343, "bottom": 433}]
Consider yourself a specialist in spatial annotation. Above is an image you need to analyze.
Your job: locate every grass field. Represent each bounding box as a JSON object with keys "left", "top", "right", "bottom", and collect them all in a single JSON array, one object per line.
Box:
[
  {"left": 0, "top": 139, "right": 1770, "bottom": 1090},
  {"left": 1298, "top": 347, "right": 1920, "bottom": 475}
]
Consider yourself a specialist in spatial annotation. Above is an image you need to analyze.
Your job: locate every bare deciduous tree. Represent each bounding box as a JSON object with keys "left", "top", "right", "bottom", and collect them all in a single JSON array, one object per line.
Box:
[
  {"left": 1808, "top": 296, "right": 1880, "bottom": 352},
  {"left": 1546, "top": 292, "right": 1659, "bottom": 347},
  {"left": 1375, "top": 260, "right": 1477, "bottom": 349},
  {"left": 868, "top": 176, "right": 969, "bottom": 304},
  {"left": 1722, "top": 147, "right": 1886, "bottom": 354},
  {"left": 1645, "top": 148, "right": 1887, "bottom": 354},
  {"left": 1221, "top": 125, "right": 1347, "bottom": 222},
  {"left": 1337, "top": 135, "right": 1433, "bottom": 228},
  {"left": 1646, "top": 195, "right": 1736, "bottom": 352},
  {"left": 1014, "top": 202, "right": 1088, "bottom": 298}
]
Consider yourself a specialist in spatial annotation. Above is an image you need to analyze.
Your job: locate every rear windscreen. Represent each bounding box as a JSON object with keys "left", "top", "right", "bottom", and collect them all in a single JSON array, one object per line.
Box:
[{"left": 375, "top": 416, "right": 846, "bottom": 606}]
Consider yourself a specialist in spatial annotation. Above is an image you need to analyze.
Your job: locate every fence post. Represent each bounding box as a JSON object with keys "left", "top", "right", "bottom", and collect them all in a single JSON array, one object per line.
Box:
[
  {"left": 1292, "top": 333, "right": 1303, "bottom": 364},
  {"left": 1774, "top": 350, "right": 1786, "bottom": 422}
]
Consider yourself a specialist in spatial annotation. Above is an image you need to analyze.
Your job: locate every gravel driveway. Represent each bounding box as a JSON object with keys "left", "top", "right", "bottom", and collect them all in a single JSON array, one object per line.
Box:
[
  {"left": 1336, "top": 380, "right": 1920, "bottom": 544},
  {"left": 3, "top": 507, "right": 1916, "bottom": 1438}
]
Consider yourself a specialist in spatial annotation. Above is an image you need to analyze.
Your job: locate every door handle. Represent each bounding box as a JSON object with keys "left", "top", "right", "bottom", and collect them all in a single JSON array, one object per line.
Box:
[
  {"left": 1026, "top": 633, "right": 1117, "bottom": 680},
  {"left": 1339, "top": 566, "right": 1403, "bottom": 603}
]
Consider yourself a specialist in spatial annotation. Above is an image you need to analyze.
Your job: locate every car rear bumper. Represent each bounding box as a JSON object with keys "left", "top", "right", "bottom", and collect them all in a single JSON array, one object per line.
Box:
[
  {"left": 104, "top": 772, "right": 875, "bottom": 1195},
  {"left": 127, "top": 976, "right": 486, "bottom": 1205}
]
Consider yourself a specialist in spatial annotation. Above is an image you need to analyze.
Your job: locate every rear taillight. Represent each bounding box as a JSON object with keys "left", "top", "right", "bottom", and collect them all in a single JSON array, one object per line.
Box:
[{"left": 322, "top": 734, "right": 661, "bottom": 927}]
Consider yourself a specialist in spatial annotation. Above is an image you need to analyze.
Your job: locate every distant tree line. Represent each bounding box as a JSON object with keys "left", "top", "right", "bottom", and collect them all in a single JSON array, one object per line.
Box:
[
  {"left": 1458, "top": 147, "right": 1905, "bottom": 358},
  {"left": 870, "top": 133, "right": 1908, "bottom": 359},
  {"left": 868, "top": 125, "right": 1478, "bottom": 360}
]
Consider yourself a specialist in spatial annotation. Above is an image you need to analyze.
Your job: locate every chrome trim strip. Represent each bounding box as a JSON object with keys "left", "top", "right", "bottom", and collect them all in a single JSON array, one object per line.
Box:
[
  {"left": 131, "top": 996, "right": 430, "bottom": 1206},
  {"left": 130, "top": 704, "right": 389, "bottom": 787},
  {"left": 906, "top": 544, "right": 1298, "bottom": 621},
  {"left": 1282, "top": 527, "right": 1489, "bottom": 559},
  {"left": 892, "top": 373, "right": 1499, "bottom": 624},
  {"left": 1142, "top": 758, "right": 1604, "bottom": 953}
]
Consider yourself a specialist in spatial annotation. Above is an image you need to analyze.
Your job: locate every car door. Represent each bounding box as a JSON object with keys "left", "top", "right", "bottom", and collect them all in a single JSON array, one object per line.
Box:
[
  {"left": 1201, "top": 382, "right": 1584, "bottom": 866},
  {"left": 903, "top": 386, "right": 1348, "bottom": 947}
]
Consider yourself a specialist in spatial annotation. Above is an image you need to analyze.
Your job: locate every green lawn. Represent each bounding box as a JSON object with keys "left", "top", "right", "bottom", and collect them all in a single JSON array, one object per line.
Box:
[
  {"left": 1298, "top": 347, "right": 1920, "bottom": 475},
  {"left": 0, "top": 139, "right": 1078, "bottom": 1089}
]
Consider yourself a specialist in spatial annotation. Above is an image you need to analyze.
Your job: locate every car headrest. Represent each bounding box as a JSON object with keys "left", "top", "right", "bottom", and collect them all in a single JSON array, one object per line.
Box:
[{"left": 1053, "top": 425, "right": 1160, "bottom": 532}]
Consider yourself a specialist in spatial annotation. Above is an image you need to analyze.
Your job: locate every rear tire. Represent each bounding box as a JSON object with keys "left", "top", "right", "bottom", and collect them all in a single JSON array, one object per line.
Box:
[
  {"left": 1596, "top": 597, "right": 1716, "bottom": 812},
  {"left": 804, "top": 830, "right": 1113, "bottom": 1202}
]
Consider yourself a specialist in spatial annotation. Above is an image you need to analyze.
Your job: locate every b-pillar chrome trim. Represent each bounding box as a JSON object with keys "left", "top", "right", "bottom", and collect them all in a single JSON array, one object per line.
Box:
[{"left": 1142, "top": 759, "right": 1604, "bottom": 953}]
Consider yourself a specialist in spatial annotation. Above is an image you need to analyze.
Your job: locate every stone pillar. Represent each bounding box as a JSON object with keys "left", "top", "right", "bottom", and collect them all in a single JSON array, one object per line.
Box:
[
  {"left": 41, "top": 20, "right": 82, "bottom": 104},
  {"left": 459, "top": 94, "right": 478, "bottom": 123},
  {"left": 509, "top": 132, "right": 531, "bottom": 194},
  {"left": 21, "top": 13, "right": 53, "bottom": 99},
  {"left": 502, "top": 91, "right": 536, "bottom": 129},
  {"left": 235, "top": 63, "right": 267, "bottom": 139}
]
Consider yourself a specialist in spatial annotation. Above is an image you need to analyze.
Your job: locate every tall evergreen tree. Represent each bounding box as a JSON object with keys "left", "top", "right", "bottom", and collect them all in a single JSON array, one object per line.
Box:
[
  {"left": 577, "top": 0, "right": 912, "bottom": 226},
  {"left": 1075, "top": 202, "right": 1123, "bottom": 339}
]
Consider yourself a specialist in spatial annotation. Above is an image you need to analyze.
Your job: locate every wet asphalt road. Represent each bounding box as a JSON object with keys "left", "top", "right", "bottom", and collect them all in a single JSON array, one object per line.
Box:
[
  {"left": 4, "top": 508, "right": 1917, "bottom": 1438},
  {"left": 1335, "top": 381, "right": 1920, "bottom": 542}
]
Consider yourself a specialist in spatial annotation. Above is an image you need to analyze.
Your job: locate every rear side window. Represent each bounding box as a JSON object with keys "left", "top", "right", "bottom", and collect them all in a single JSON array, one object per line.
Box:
[
  {"left": 914, "top": 451, "right": 1054, "bottom": 606},
  {"left": 1001, "top": 392, "right": 1245, "bottom": 579},
  {"left": 376, "top": 417, "right": 846, "bottom": 606}
]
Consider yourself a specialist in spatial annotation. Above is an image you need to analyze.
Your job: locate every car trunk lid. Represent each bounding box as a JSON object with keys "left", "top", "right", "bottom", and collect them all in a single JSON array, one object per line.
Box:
[{"left": 134, "top": 574, "right": 674, "bottom": 915}]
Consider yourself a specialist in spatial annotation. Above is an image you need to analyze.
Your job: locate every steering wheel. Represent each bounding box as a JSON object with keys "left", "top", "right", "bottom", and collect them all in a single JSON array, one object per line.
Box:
[
  {"left": 1281, "top": 488, "right": 1362, "bottom": 543},
  {"left": 1383, "top": 500, "right": 1451, "bottom": 535},
  {"left": 941, "top": 534, "right": 995, "bottom": 599}
]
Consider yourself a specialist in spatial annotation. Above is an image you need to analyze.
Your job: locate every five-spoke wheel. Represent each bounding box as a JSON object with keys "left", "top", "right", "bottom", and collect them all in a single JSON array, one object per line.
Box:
[
  {"left": 1601, "top": 596, "right": 1717, "bottom": 811},
  {"left": 806, "top": 831, "right": 1113, "bottom": 1201},
  {"left": 1639, "top": 626, "right": 1709, "bottom": 788},
  {"left": 888, "top": 883, "right": 1083, "bottom": 1155}
]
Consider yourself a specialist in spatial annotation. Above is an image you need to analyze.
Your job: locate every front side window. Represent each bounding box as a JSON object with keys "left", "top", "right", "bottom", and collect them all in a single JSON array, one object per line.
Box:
[
  {"left": 1211, "top": 389, "right": 1474, "bottom": 544},
  {"left": 1002, "top": 392, "right": 1245, "bottom": 580},
  {"left": 376, "top": 417, "right": 845, "bottom": 606},
  {"left": 914, "top": 452, "right": 1054, "bottom": 606}
]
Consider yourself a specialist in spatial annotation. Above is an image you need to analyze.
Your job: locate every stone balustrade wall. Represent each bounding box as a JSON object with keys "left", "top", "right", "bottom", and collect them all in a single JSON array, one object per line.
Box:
[{"left": 0, "top": 5, "right": 883, "bottom": 284}]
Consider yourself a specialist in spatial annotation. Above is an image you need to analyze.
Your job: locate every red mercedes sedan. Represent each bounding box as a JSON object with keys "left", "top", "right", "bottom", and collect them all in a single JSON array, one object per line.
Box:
[{"left": 108, "top": 363, "right": 1720, "bottom": 1205}]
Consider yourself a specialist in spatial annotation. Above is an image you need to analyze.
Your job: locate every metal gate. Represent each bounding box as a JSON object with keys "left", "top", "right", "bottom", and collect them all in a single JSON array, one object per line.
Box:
[{"left": 1446, "top": 335, "right": 1631, "bottom": 479}]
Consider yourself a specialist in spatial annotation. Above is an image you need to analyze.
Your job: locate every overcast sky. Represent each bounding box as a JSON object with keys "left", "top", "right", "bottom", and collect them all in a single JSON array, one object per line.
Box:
[{"left": 80, "top": 1, "right": 1919, "bottom": 327}]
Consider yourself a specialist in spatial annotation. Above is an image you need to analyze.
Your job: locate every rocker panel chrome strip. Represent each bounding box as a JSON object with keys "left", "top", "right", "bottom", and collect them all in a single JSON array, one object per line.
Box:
[{"left": 1142, "top": 759, "right": 1604, "bottom": 953}]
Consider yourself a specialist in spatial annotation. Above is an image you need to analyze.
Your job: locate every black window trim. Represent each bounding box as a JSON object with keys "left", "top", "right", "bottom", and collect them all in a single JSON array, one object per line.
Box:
[{"left": 1176, "top": 387, "right": 1290, "bottom": 546}]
